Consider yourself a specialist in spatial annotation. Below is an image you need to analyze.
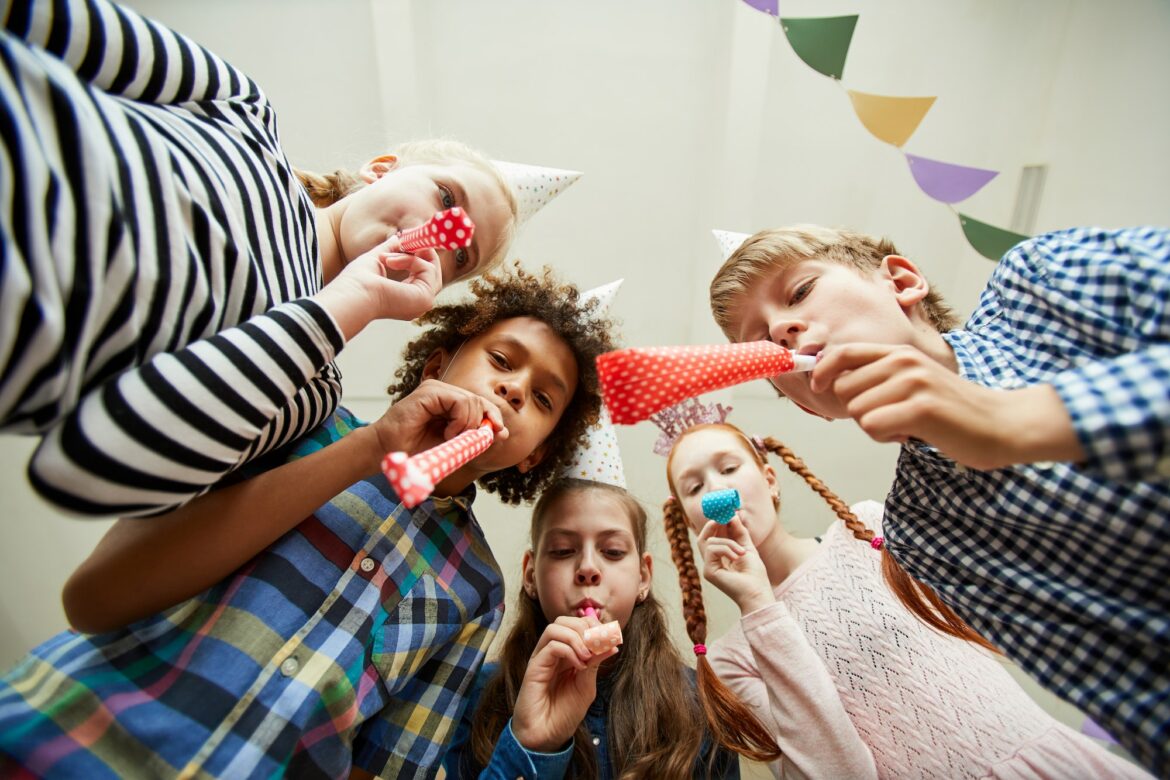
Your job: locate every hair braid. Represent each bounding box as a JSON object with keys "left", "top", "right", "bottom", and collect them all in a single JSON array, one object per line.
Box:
[
  {"left": 662, "top": 499, "right": 783, "bottom": 764},
  {"left": 760, "top": 435, "right": 997, "bottom": 653},
  {"left": 294, "top": 168, "right": 363, "bottom": 207}
]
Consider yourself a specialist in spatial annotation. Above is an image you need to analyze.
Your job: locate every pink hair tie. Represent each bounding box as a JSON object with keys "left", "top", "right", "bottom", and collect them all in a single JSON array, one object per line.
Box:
[
  {"left": 750, "top": 435, "right": 766, "bottom": 453},
  {"left": 870, "top": 536, "right": 884, "bottom": 550},
  {"left": 693, "top": 644, "right": 707, "bottom": 656}
]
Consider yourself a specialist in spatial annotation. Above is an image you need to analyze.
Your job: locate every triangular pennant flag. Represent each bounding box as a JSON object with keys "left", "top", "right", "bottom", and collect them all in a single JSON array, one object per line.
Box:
[
  {"left": 780, "top": 15, "right": 858, "bottom": 80},
  {"left": 846, "top": 90, "right": 936, "bottom": 148},
  {"left": 906, "top": 154, "right": 998, "bottom": 204},
  {"left": 491, "top": 160, "right": 582, "bottom": 228},
  {"left": 713, "top": 230, "right": 752, "bottom": 263},
  {"left": 958, "top": 213, "right": 1029, "bottom": 261},
  {"left": 740, "top": 0, "right": 777, "bottom": 16}
]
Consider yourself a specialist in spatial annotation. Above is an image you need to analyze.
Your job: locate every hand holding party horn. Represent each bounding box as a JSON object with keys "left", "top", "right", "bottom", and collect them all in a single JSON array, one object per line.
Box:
[
  {"left": 596, "top": 342, "right": 817, "bottom": 425},
  {"left": 396, "top": 207, "right": 475, "bottom": 254},
  {"left": 381, "top": 419, "right": 495, "bottom": 508}
]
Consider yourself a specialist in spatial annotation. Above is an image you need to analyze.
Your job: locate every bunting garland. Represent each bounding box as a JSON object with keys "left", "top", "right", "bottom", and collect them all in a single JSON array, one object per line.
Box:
[{"left": 751, "top": 2, "right": 1031, "bottom": 260}]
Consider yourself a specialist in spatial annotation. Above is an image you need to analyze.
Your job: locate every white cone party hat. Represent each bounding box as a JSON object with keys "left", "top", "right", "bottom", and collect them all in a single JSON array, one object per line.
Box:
[
  {"left": 561, "top": 279, "right": 626, "bottom": 488},
  {"left": 492, "top": 160, "right": 582, "bottom": 227},
  {"left": 712, "top": 229, "right": 752, "bottom": 263}
]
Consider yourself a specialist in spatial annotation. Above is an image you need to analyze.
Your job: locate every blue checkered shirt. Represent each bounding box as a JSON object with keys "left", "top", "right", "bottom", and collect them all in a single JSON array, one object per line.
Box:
[{"left": 883, "top": 226, "right": 1169, "bottom": 777}]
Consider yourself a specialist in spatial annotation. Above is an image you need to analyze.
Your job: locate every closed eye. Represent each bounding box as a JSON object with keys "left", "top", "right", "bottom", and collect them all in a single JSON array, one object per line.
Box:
[
  {"left": 490, "top": 352, "right": 510, "bottom": 370},
  {"left": 535, "top": 391, "right": 553, "bottom": 411},
  {"left": 790, "top": 279, "right": 815, "bottom": 305}
]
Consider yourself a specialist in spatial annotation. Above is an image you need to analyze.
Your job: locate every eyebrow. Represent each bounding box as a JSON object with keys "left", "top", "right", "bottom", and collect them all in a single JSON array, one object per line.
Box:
[
  {"left": 496, "top": 334, "right": 571, "bottom": 399},
  {"left": 447, "top": 177, "right": 480, "bottom": 272},
  {"left": 543, "top": 528, "right": 633, "bottom": 544}
]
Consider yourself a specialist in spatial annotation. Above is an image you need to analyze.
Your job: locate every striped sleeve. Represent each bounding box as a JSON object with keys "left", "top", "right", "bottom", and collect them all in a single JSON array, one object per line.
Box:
[
  {"left": 26, "top": 299, "right": 346, "bottom": 517},
  {"left": 4, "top": 0, "right": 261, "bottom": 105}
]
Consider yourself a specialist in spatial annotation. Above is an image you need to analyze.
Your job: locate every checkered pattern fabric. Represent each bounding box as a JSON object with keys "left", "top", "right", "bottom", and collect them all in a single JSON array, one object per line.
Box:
[
  {"left": 0, "top": 408, "right": 504, "bottom": 778},
  {"left": 883, "top": 226, "right": 1169, "bottom": 776}
]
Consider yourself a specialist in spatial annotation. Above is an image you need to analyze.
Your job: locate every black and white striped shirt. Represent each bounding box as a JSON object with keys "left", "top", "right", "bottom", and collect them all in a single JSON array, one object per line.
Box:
[{"left": 2, "top": 0, "right": 344, "bottom": 516}]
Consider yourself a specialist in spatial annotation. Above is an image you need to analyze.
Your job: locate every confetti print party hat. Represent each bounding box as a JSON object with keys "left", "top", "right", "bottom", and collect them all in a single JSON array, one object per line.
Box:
[
  {"left": 560, "top": 280, "right": 626, "bottom": 488},
  {"left": 712, "top": 229, "right": 751, "bottom": 262},
  {"left": 492, "top": 160, "right": 582, "bottom": 227}
]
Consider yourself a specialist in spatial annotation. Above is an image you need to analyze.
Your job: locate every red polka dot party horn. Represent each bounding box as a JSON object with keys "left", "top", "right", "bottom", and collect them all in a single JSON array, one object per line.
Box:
[
  {"left": 396, "top": 207, "right": 475, "bottom": 253},
  {"left": 381, "top": 419, "right": 495, "bottom": 508},
  {"left": 596, "top": 342, "right": 817, "bottom": 425}
]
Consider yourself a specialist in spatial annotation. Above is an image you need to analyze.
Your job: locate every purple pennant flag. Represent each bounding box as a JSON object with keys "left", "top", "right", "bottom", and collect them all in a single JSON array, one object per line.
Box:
[
  {"left": 741, "top": 0, "right": 778, "bottom": 16},
  {"left": 905, "top": 153, "right": 998, "bottom": 204}
]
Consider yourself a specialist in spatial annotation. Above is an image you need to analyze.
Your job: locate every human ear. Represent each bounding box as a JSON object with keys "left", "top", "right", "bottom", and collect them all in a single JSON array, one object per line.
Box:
[
  {"left": 359, "top": 154, "right": 400, "bottom": 183},
  {"left": 638, "top": 552, "right": 653, "bottom": 599},
  {"left": 881, "top": 254, "right": 930, "bottom": 311},
  {"left": 521, "top": 549, "right": 538, "bottom": 599},
  {"left": 516, "top": 441, "right": 550, "bottom": 474},
  {"left": 421, "top": 349, "right": 450, "bottom": 382}
]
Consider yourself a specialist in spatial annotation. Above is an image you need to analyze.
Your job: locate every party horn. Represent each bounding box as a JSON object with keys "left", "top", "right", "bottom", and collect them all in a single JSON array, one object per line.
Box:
[
  {"left": 381, "top": 420, "right": 494, "bottom": 508},
  {"left": 396, "top": 207, "right": 475, "bottom": 253},
  {"left": 702, "top": 489, "right": 740, "bottom": 525},
  {"left": 596, "top": 342, "right": 817, "bottom": 425}
]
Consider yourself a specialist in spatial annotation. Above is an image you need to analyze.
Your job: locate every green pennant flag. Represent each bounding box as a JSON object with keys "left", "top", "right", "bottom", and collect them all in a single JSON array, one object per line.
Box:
[
  {"left": 958, "top": 214, "right": 1030, "bottom": 261},
  {"left": 780, "top": 15, "right": 858, "bottom": 80}
]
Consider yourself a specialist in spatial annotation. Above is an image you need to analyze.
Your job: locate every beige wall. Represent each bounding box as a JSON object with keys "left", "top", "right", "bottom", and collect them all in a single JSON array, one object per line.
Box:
[{"left": 2, "top": 0, "right": 1165, "bottom": 771}]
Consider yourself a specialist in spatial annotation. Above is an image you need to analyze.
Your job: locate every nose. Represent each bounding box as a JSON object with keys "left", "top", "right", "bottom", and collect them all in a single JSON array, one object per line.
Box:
[
  {"left": 767, "top": 315, "right": 806, "bottom": 350},
  {"left": 495, "top": 379, "right": 524, "bottom": 411},
  {"left": 575, "top": 552, "right": 601, "bottom": 586}
]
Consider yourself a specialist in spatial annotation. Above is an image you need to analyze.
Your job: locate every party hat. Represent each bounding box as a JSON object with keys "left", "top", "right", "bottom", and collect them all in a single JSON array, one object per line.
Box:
[
  {"left": 561, "top": 279, "right": 626, "bottom": 487},
  {"left": 492, "top": 160, "right": 582, "bottom": 227},
  {"left": 712, "top": 229, "right": 751, "bottom": 263},
  {"left": 596, "top": 342, "right": 817, "bottom": 425}
]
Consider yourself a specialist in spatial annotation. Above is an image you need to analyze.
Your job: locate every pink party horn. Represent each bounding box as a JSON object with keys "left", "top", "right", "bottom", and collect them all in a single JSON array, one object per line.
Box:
[
  {"left": 396, "top": 207, "right": 475, "bottom": 253},
  {"left": 583, "top": 621, "right": 623, "bottom": 653},
  {"left": 381, "top": 419, "right": 495, "bottom": 508},
  {"left": 596, "top": 342, "right": 817, "bottom": 425}
]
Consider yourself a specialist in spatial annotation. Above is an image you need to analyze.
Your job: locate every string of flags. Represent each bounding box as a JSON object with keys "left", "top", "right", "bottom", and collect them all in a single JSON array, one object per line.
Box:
[{"left": 739, "top": 0, "right": 1030, "bottom": 261}]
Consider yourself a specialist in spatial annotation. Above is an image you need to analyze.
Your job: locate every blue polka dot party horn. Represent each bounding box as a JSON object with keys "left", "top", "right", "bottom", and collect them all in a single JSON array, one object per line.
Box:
[{"left": 701, "top": 489, "right": 741, "bottom": 525}]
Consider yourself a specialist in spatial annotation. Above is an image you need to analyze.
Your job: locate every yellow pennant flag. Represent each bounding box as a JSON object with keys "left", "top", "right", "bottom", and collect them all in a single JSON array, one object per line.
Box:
[{"left": 847, "top": 90, "right": 936, "bottom": 148}]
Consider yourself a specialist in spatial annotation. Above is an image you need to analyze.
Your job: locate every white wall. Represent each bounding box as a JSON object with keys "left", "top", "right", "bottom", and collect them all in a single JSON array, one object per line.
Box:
[{"left": 2, "top": 0, "right": 1165, "bottom": 771}]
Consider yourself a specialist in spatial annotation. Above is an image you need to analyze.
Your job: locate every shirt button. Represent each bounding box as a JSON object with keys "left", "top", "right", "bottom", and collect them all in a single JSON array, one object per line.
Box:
[
  {"left": 591, "top": 736, "right": 600, "bottom": 746},
  {"left": 280, "top": 657, "right": 299, "bottom": 676},
  {"left": 360, "top": 558, "right": 376, "bottom": 572}
]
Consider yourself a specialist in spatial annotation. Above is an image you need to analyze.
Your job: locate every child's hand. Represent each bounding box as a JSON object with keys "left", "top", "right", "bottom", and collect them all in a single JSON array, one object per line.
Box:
[
  {"left": 812, "top": 344, "right": 1084, "bottom": 470},
  {"left": 368, "top": 379, "right": 508, "bottom": 466},
  {"left": 697, "top": 517, "right": 775, "bottom": 615},
  {"left": 312, "top": 237, "right": 443, "bottom": 340},
  {"left": 511, "top": 615, "right": 619, "bottom": 753}
]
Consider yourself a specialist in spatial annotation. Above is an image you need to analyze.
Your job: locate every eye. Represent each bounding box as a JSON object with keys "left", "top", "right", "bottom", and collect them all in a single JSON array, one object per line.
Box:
[
  {"left": 720, "top": 463, "right": 739, "bottom": 475},
  {"left": 603, "top": 548, "right": 628, "bottom": 560},
  {"left": 685, "top": 482, "right": 702, "bottom": 496},
  {"left": 535, "top": 391, "right": 553, "bottom": 411},
  {"left": 790, "top": 279, "right": 815, "bottom": 305},
  {"left": 438, "top": 183, "right": 456, "bottom": 209},
  {"left": 455, "top": 247, "right": 469, "bottom": 268},
  {"left": 490, "top": 352, "right": 510, "bottom": 369},
  {"left": 548, "top": 548, "right": 574, "bottom": 559}
]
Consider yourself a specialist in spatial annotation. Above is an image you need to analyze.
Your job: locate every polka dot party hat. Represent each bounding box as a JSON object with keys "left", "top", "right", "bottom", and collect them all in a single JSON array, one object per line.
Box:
[
  {"left": 597, "top": 342, "right": 818, "bottom": 425},
  {"left": 560, "top": 279, "right": 626, "bottom": 487},
  {"left": 492, "top": 160, "right": 582, "bottom": 227},
  {"left": 712, "top": 229, "right": 751, "bottom": 263}
]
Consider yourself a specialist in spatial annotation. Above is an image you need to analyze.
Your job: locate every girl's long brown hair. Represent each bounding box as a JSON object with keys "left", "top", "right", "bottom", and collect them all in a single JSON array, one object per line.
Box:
[
  {"left": 471, "top": 479, "right": 740, "bottom": 778},
  {"left": 666, "top": 424, "right": 995, "bottom": 664}
]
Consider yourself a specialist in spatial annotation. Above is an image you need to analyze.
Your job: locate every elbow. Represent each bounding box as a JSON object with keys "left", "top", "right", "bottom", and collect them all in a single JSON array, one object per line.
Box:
[{"left": 62, "top": 569, "right": 118, "bottom": 635}]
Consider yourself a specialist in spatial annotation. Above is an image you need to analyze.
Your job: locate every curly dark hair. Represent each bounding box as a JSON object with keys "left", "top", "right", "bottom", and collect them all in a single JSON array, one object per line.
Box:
[{"left": 386, "top": 263, "right": 620, "bottom": 504}]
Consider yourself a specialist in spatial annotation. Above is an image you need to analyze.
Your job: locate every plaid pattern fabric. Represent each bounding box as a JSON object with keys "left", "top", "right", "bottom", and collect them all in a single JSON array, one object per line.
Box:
[
  {"left": 0, "top": 408, "right": 504, "bottom": 778},
  {"left": 884, "top": 226, "right": 1170, "bottom": 777}
]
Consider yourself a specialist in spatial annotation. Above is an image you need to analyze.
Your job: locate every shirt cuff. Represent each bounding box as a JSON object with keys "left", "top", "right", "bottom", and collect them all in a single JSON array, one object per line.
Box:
[{"left": 494, "top": 718, "right": 573, "bottom": 779}]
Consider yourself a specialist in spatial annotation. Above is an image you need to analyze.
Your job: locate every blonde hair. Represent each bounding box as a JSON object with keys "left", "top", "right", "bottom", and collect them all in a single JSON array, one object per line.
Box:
[
  {"left": 665, "top": 424, "right": 996, "bottom": 653},
  {"left": 709, "top": 225, "right": 959, "bottom": 339},
  {"left": 295, "top": 139, "right": 519, "bottom": 276}
]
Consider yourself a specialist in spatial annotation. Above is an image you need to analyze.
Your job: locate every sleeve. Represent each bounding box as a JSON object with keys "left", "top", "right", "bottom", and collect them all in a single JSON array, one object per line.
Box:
[
  {"left": 447, "top": 719, "right": 572, "bottom": 780},
  {"left": 352, "top": 610, "right": 499, "bottom": 779},
  {"left": 3, "top": 0, "right": 262, "bottom": 105},
  {"left": 990, "top": 227, "right": 1170, "bottom": 482},
  {"left": 26, "top": 299, "right": 345, "bottom": 517},
  {"left": 709, "top": 602, "right": 878, "bottom": 780}
]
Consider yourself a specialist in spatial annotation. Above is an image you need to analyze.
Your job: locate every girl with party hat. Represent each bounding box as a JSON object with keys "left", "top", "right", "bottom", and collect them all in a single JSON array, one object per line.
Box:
[
  {"left": 443, "top": 416, "right": 774, "bottom": 778},
  {"left": 1, "top": 0, "right": 581, "bottom": 518},
  {"left": 659, "top": 401, "right": 1150, "bottom": 779}
]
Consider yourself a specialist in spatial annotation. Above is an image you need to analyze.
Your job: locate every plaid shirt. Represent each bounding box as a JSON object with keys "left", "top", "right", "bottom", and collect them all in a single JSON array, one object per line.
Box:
[
  {"left": 0, "top": 408, "right": 504, "bottom": 778},
  {"left": 884, "top": 226, "right": 1170, "bottom": 777}
]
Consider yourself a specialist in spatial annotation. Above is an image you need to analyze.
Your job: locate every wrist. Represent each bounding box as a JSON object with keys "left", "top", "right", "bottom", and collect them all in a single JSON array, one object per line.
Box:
[
  {"left": 1002, "top": 385, "right": 1084, "bottom": 466},
  {"left": 736, "top": 589, "right": 776, "bottom": 616},
  {"left": 311, "top": 278, "right": 375, "bottom": 342},
  {"left": 512, "top": 719, "right": 569, "bottom": 754}
]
